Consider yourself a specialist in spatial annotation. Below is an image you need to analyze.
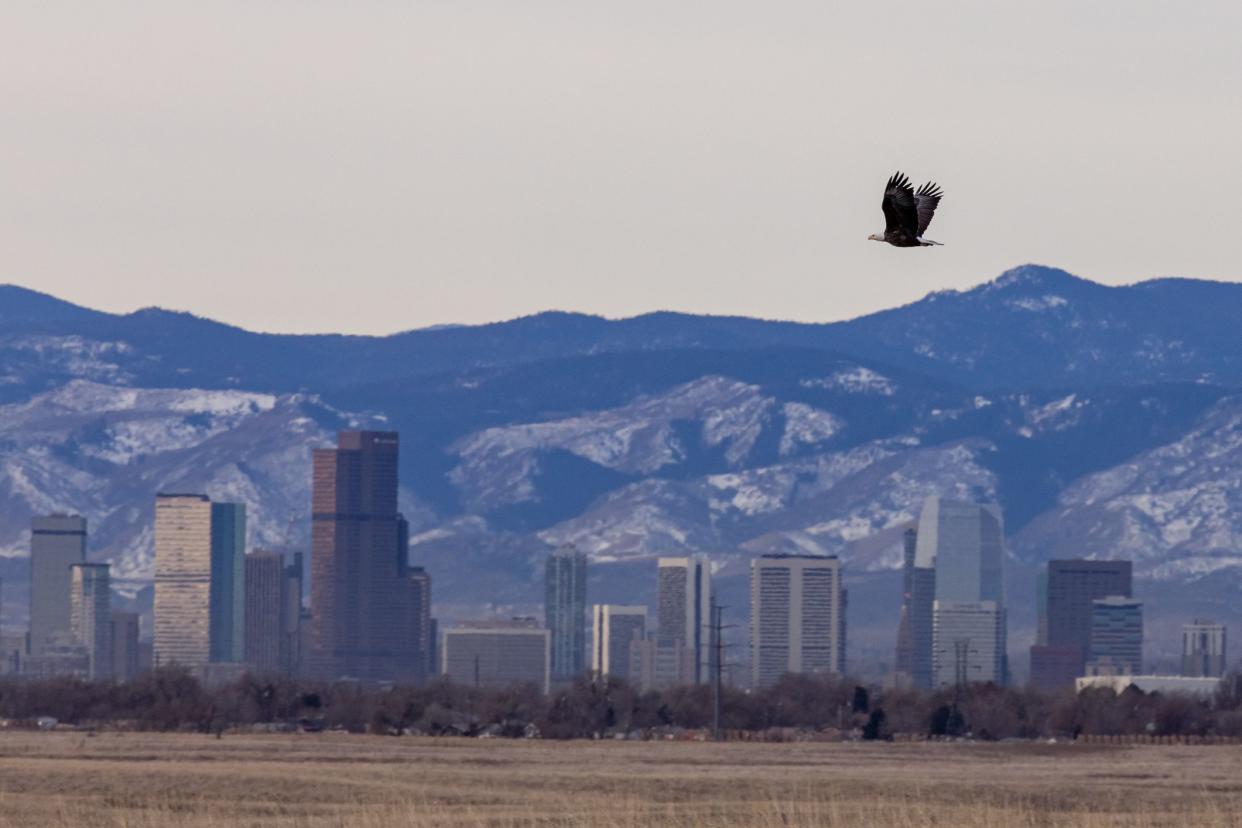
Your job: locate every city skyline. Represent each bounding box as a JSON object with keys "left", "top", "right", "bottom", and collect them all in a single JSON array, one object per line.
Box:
[
  {"left": 0, "top": 436, "right": 1227, "bottom": 690},
  {"left": 0, "top": 3, "right": 1236, "bottom": 819},
  {"left": 3, "top": 496, "right": 1230, "bottom": 689}
]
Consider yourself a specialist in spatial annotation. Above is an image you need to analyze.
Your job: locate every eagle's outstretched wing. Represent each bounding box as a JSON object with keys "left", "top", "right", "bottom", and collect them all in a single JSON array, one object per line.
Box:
[
  {"left": 915, "top": 181, "right": 943, "bottom": 236},
  {"left": 882, "top": 172, "right": 918, "bottom": 236}
]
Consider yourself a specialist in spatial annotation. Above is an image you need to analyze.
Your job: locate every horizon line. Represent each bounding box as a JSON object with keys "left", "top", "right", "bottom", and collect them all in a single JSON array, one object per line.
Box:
[{"left": 1, "top": 263, "right": 1230, "bottom": 339}]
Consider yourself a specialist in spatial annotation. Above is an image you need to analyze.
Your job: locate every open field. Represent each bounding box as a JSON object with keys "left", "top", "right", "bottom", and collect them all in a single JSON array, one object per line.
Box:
[{"left": 0, "top": 733, "right": 1240, "bottom": 827}]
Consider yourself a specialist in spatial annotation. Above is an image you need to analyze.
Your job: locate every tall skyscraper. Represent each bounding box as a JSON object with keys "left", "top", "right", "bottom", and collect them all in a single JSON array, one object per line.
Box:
[
  {"left": 154, "top": 494, "right": 213, "bottom": 668},
  {"left": 591, "top": 604, "right": 646, "bottom": 680},
  {"left": 111, "top": 611, "right": 140, "bottom": 681},
  {"left": 545, "top": 545, "right": 587, "bottom": 682},
  {"left": 428, "top": 618, "right": 439, "bottom": 679},
  {"left": 29, "top": 514, "right": 87, "bottom": 656},
  {"left": 1181, "top": 619, "right": 1226, "bottom": 678},
  {"left": 282, "top": 553, "right": 304, "bottom": 677},
  {"left": 915, "top": 497, "right": 1007, "bottom": 687},
  {"left": 932, "top": 601, "right": 1006, "bottom": 687},
  {"left": 409, "top": 566, "right": 433, "bottom": 683},
  {"left": 894, "top": 527, "right": 934, "bottom": 687},
  {"left": 442, "top": 619, "right": 550, "bottom": 693},
  {"left": 1089, "top": 596, "right": 1143, "bottom": 675},
  {"left": 1030, "top": 559, "right": 1132, "bottom": 689},
  {"left": 917, "top": 497, "right": 1005, "bottom": 604},
  {"left": 153, "top": 494, "right": 248, "bottom": 670},
  {"left": 750, "top": 554, "right": 845, "bottom": 688},
  {"left": 657, "top": 556, "right": 711, "bottom": 684},
  {"left": 69, "top": 562, "right": 112, "bottom": 680},
  {"left": 245, "top": 551, "right": 285, "bottom": 675},
  {"left": 308, "top": 431, "right": 418, "bottom": 682},
  {"left": 209, "top": 503, "right": 246, "bottom": 663}
]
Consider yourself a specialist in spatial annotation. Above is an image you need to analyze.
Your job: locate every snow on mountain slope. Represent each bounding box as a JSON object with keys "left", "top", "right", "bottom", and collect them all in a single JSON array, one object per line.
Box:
[
  {"left": 779, "top": 402, "right": 844, "bottom": 456},
  {"left": 1012, "top": 396, "right": 1242, "bottom": 578},
  {"left": 0, "top": 335, "right": 136, "bottom": 390},
  {"left": 0, "top": 380, "right": 406, "bottom": 590},
  {"left": 449, "top": 376, "right": 784, "bottom": 511},
  {"left": 537, "top": 436, "right": 998, "bottom": 569}
]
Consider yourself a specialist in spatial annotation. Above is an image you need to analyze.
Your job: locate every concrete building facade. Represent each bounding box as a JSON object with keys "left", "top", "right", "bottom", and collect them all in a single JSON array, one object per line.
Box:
[
  {"left": 750, "top": 554, "right": 845, "bottom": 688},
  {"left": 69, "top": 562, "right": 112, "bottom": 680},
  {"left": 629, "top": 638, "right": 695, "bottom": 692},
  {"left": 442, "top": 619, "right": 550, "bottom": 693},
  {"left": 29, "top": 515, "right": 87, "bottom": 656},
  {"left": 154, "top": 494, "right": 214, "bottom": 668},
  {"left": 111, "top": 611, "right": 141, "bottom": 681},
  {"left": 656, "top": 556, "right": 711, "bottom": 684},
  {"left": 282, "top": 553, "right": 304, "bottom": 677},
  {"left": 895, "top": 527, "right": 935, "bottom": 688},
  {"left": 409, "top": 566, "right": 433, "bottom": 683},
  {"left": 591, "top": 604, "right": 646, "bottom": 681},
  {"left": 932, "top": 600, "right": 1006, "bottom": 687},
  {"left": 1182, "top": 619, "right": 1226, "bottom": 678}
]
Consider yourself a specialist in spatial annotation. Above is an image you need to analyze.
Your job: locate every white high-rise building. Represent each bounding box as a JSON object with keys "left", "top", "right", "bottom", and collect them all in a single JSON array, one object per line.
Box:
[
  {"left": 154, "top": 494, "right": 214, "bottom": 669},
  {"left": 69, "top": 562, "right": 112, "bottom": 680},
  {"left": 932, "top": 600, "right": 1005, "bottom": 687},
  {"left": 591, "top": 605, "right": 646, "bottom": 681},
  {"left": 750, "top": 555, "right": 845, "bottom": 688},
  {"left": 656, "top": 556, "right": 712, "bottom": 684},
  {"left": 154, "top": 494, "right": 248, "bottom": 671}
]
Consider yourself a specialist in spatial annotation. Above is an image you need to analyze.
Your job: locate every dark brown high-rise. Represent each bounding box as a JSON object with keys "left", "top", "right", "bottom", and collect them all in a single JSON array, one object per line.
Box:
[
  {"left": 245, "top": 550, "right": 285, "bottom": 675},
  {"left": 308, "top": 431, "right": 417, "bottom": 682},
  {"left": 1029, "top": 559, "right": 1132, "bottom": 690}
]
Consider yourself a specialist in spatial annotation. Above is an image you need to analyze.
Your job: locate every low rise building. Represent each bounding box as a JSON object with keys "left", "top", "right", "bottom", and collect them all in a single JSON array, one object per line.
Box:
[
  {"left": 442, "top": 619, "right": 550, "bottom": 693},
  {"left": 1076, "top": 674, "right": 1221, "bottom": 697},
  {"left": 1181, "top": 619, "right": 1226, "bottom": 678}
]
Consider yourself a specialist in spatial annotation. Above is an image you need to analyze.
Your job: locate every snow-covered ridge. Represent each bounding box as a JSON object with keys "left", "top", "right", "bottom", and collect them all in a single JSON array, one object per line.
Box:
[
  {"left": 0, "top": 335, "right": 135, "bottom": 385},
  {"left": 800, "top": 366, "right": 896, "bottom": 396},
  {"left": 450, "top": 376, "right": 779, "bottom": 509},
  {"left": 0, "top": 381, "right": 394, "bottom": 596},
  {"left": 1013, "top": 397, "right": 1242, "bottom": 578},
  {"left": 1007, "top": 295, "right": 1068, "bottom": 312}
]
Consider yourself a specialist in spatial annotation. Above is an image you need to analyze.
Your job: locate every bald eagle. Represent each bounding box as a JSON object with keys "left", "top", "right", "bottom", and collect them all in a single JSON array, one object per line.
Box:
[{"left": 868, "top": 172, "right": 943, "bottom": 247}]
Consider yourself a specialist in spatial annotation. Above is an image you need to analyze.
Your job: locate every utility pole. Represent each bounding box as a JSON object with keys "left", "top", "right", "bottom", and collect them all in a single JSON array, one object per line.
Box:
[
  {"left": 712, "top": 600, "right": 721, "bottom": 741},
  {"left": 948, "top": 638, "right": 977, "bottom": 737},
  {"left": 708, "top": 598, "right": 732, "bottom": 742}
]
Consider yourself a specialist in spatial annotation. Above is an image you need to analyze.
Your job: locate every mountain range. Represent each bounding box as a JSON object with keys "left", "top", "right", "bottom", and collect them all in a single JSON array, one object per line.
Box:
[{"left": 3, "top": 264, "right": 1241, "bottom": 676}]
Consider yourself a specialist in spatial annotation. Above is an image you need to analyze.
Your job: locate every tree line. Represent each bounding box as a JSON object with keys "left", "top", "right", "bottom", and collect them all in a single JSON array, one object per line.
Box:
[{"left": 2, "top": 668, "right": 1241, "bottom": 740}]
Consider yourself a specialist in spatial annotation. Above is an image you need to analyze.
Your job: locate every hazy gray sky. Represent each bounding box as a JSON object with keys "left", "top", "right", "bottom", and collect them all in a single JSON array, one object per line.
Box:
[{"left": 3, "top": 2, "right": 1240, "bottom": 334}]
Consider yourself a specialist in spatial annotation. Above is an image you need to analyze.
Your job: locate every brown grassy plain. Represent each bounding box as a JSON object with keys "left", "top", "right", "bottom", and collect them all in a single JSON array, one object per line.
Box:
[{"left": 0, "top": 732, "right": 1238, "bottom": 827}]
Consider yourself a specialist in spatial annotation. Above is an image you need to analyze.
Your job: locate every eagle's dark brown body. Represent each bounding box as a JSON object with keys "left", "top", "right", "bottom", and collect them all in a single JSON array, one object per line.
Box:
[{"left": 870, "top": 172, "right": 943, "bottom": 247}]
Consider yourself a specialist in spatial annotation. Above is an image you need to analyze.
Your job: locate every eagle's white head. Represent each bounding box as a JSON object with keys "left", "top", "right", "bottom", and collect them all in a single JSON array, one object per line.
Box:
[{"left": 867, "top": 233, "right": 883, "bottom": 242}]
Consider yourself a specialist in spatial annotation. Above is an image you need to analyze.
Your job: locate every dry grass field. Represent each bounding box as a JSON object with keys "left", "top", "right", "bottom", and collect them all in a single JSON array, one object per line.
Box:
[{"left": 0, "top": 732, "right": 1239, "bottom": 827}]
